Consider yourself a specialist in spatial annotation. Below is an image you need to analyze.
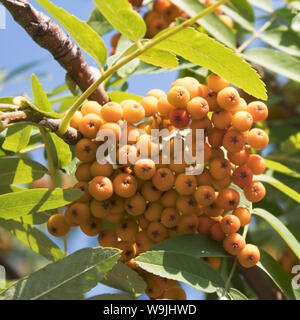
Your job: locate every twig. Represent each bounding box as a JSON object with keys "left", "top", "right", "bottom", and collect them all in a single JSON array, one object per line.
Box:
[{"left": 0, "top": 0, "right": 109, "bottom": 105}]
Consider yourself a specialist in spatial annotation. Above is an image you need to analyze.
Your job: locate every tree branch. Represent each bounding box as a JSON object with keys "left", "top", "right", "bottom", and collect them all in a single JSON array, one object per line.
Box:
[
  {"left": 0, "top": 0, "right": 109, "bottom": 105},
  {"left": 0, "top": 110, "right": 82, "bottom": 145}
]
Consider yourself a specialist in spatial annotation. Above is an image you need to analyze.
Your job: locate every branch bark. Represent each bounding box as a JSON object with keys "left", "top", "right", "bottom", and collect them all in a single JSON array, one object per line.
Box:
[
  {"left": 0, "top": 0, "right": 109, "bottom": 105},
  {"left": 1, "top": 110, "right": 82, "bottom": 145}
]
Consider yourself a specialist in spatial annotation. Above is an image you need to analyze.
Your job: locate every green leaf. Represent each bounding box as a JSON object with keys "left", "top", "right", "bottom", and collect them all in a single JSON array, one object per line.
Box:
[
  {"left": 21, "top": 97, "right": 61, "bottom": 119},
  {"left": 249, "top": 0, "right": 273, "bottom": 12},
  {"left": 253, "top": 208, "right": 300, "bottom": 260},
  {"left": 108, "top": 91, "right": 143, "bottom": 103},
  {"left": 0, "top": 158, "right": 48, "bottom": 186},
  {"left": 100, "top": 261, "right": 146, "bottom": 296},
  {"left": 147, "top": 234, "right": 229, "bottom": 258},
  {"left": 88, "top": 293, "right": 135, "bottom": 300},
  {"left": 222, "top": 0, "right": 255, "bottom": 31},
  {"left": 87, "top": 7, "right": 113, "bottom": 36},
  {"left": 170, "top": 0, "right": 236, "bottom": 49},
  {"left": 154, "top": 27, "right": 267, "bottom": 100},
  {"left": 139, "top": 48, "right": 178, "bottom": 68},
  {"left": 19, "top": 210, "right": 55, "bottom": 225},
  {"left": 292, "top": 13, "right": 300, "bottom": 32},
  {"left": 0, "top": 247, "right": 120, "bottom": 300},
  {"left": 256, "top": 249, "right": 296, "bottom": 300},
  {"left": 0, "top": 188, "right": 82, "bottom": 219},
  {"left": 47, "top": 132, "right": 72, "bottom": 169},
  {"left": 31, "top": 74, "right": 52, "bottom": 113},
  {"left": 227, "top": 288, "right": 248, "bottom": 300},
  {"left": 36, "top": 0, "right": 107, "bottom": 67},
  {"left": 281, "top": 132, "right": 300, "bottom": 155},
  {"left": 0, "top": 218, "right": 64, "bottom": 261},
  {"left": 2, "top": 124, "right": 32, "bottom": 152},
  {"left": 135, "top": 251, "right": 225, "bottom": 293},
  {"left": 94, "top": 0, "right": 146, "bottom": 42},
  {"left": 265, "top": 159, "right": 300, "bottom": 178},
  {"left": 255, "top": 174, "right": 300, "bottom": 203},
  {"left": 243, "top": 48, "right": 300, "bottom": 83},
  {"left": 260, "top": 26, "right": 300, "bottom": 58},
  {"left": 0, "top": 97, "right": 14, "bottom": 104}
]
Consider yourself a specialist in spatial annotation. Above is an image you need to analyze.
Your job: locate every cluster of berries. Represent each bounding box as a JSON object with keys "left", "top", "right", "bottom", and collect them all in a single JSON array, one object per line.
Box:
[
  {"left": 47, "top": 73, "right": 269, "bottom": 299},
  {"left": 110, "top": 0, "right": 234, "bottom": 55}
]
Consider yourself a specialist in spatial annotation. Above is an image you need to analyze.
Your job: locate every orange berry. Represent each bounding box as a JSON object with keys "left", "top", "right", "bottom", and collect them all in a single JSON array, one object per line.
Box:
[
  {"left": 212, "top": 175, "right": 232, "bottom": 190},
  {"left": 152, "top": 167, "right": 175, "bottom": 191},
  {"left": 212, "top": 109, "right": 233, "bottom": 129},
  {"left": 217, "top": 87, "right": 240, "bottom": 111},
  {"left": 75, "top": 138, "right": 97, "bottom": 162},
  {"left": 207, "top": 74, "right": 230, "bottom": 93},
  {"left": 146, "top": 88, "right": 166, "bottom": 100},
  {"left": 232, "top": 111, "right": 253, "bottom": 132},
  {"left": 203, "top": 91, "right": 219, "bottom": 111},
  {"left": 140, "top": 96, "right": 158, "bottom": 117},
  {"left": 238, "top": 244, "right": 260, "bottom": 268},
  {"left": 232, "top": 165, "right": 253, "bottom": 188},
  {"left": 90, "top": 161, "right": 114, "bottom": 177},
  {"left": 160, "top": 189, "right": 179, "bottom": 207},
  {"left": 174, "top": 173, "right": 197, "bottom": 195},
  {"left": 220, "top": 215, "right": 241, "bottom": 234},
  {"left": 161, "top": 207, "right": 180, "bottom": 228},
  {"left": 247, "top": 128, "right": 269, "bottom": 150},
  {"left": 233, "top": 207, "right": 251, "bottom": 226},
  {"left": 101, "top": 102, "right": 123, "bottom": 122},
  {"left": 209, "top": 157, "right": 231, "bottom": 180},
  {"left": 227, "top": 145, "right": 250, "bottom": 166},
  {"left": 216, "top": 188, "right": 240, "bottom": 211},
  {"left": 79, "top": 112, "right": 103, "bottom": 138},
  {"left": 80, "top": 215, "right": 103, "bottom": 236},
  {"left": 47, "top": 214, "right": 70, "bottom": 237},
  {"left": 176, "top": 195, "right": 198, "bottom": 215},
  {"left": 113, "top": 173, "right": 138, "bottom": 198},
  {"left": 125, "top": 193, "right": 147, "bottom": 216},
  {"left": 90, "top": 199, "right": 110, "bottom": 218},
  {"left": 167, "top": 86, "right": 190, "bottom": 108},
  {"left": 247, "top": 101, "right": 268, "bottom": 122},
  {"left": 116, "top": 240, "right": 137, "bottom": 262},
  {"left": 153, "top": 0, "right": 172, "bottom": 15},
  {"left": 141, "top": 181, "right": 162, "bottom": 202},
  {"left": 65, "top": 202, "right": 90, "bottom": 225},
  {"left": 135, "top": 230, "right": 154, "bottom": 254},
  {"left": 222, "top": 129, "right": 245, "bottom": 153},
  {"left": 207, "top": 128, "right": 226, "bottom": 148},
  {"left": 100, "top": 122, "right": 121, "bottom": 141},
  {"left": 197, "top": 215, "right": 216, "bottom": 234},
  {"left": 187, "top": 97, "right": 209, "bottom": 120},
  {"left": 88, "top": 176, "right": 113, "bottom": 201},
  {"left": 149, "top": 17, "right": 168, "bottom": 36},
  {"left": 116, "top": 218, "right": 138, "bottom": 241},
  {"left": 81, "top": 101, "right": 102, "bottom": 117},
  {"left": 223, "top": 233, "right": 246, "bottom": 256},
  {"left": 163, "top": 286, "right": 186, "bottom": 300},
  {"left": 246, "top": 154, "right": 266, "bottom": 175},
  {"left": 75, "top": 162, "right": 92, "bottom": 182},
  {"left": 171, "top": 77, "right": 202, "bottom": 99},
  {"left": 111, "top": 33, "right": 121, "bottom": 47},
  {"left": 157, "top": 95, "right": 176, "bottom": 117},
  {"left": 196, "top": 168, "right": 213, "bottom": 186},
  {"left": 194, "top": 185, "right": 216, "bottom": 206},
  {"left": 73, "top": 181, "right": 91, "bottom": 202},
  {"left": 244, "top": 181, "right": 266, "bottom": 202},
  {"left": 147, "top": 221, "right": 167, "bottom": 242},
  {"left": 145, "top": 202, "right": 163, "bottom": 221},
  {"left": 210, "top": 222, "right": 226, "bottom": 241},
  {"left": 98, "top": 229, "right": 118, "bottom": 247},
  {"left": 178, "top": 213, "right": 199, "bottom": 234},
  {"left": 204, "top": 201, "right": 224, "bottom": 217},
  {"left": 70, "top": 110, "right": 83, "bottom": 130},
  {"left": 202, "top": 257, "right": 221, "bottom": 271},
  {"left": 122, "top": 101, "right": 145, "bottom": 124},
  {"left": 134, "top": 158, "right": 156, "bottom": 180}
]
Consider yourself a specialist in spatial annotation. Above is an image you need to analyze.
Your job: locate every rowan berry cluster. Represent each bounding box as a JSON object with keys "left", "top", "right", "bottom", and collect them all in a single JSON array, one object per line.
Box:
[
  {"left": 47, "top": 73, "right": 269, "bottom": 299},
  {"left": 110, "top": 0, "right": 234, "bottom": 55}
]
